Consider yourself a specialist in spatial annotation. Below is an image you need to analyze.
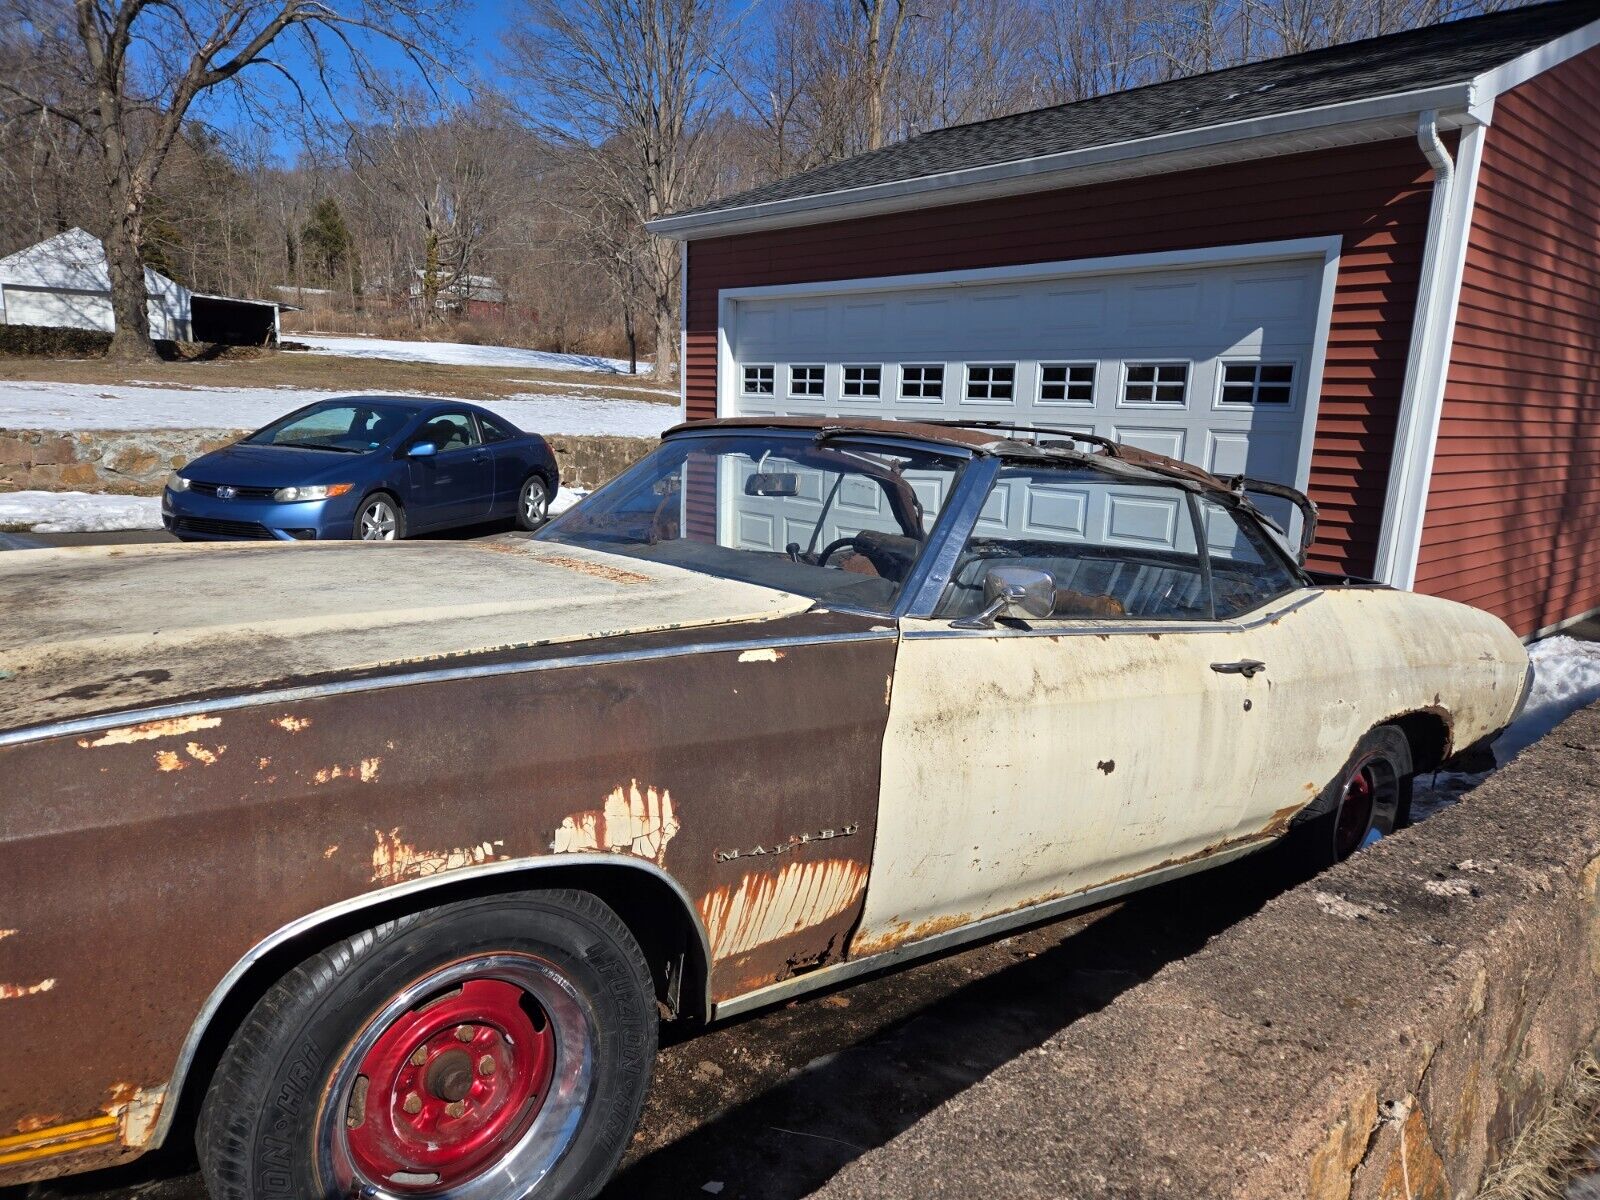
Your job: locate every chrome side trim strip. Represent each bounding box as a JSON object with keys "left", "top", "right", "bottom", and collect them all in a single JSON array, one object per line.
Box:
[
  {"left": 0, "top": 630, "right": 898, "bottom": 750},
  {"left": 713, "top": 837, "right": 1271, "bottom": 1020},
  {"left": 901, "top": 590, "right": 1321, "bottom": 640},
  {"left": 149, "top": 853, "right": 715, "bottom": 1150}
]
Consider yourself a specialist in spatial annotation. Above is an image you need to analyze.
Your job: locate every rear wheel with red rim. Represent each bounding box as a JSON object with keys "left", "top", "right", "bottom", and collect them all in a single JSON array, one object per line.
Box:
[
  {"left": 1289, "top": 725, "right": 1412, "bottom": 871},
  {"left": 198, "top": 890, "right": 658, "bottom": 1200}
]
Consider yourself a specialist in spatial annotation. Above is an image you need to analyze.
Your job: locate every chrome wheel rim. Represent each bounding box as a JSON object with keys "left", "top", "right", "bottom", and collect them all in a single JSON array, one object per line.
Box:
[
  {"left": 521, "top": 479, "right": 549, "bottom": 525},
  {"left": 361, "top": 499, "right": 399, "bottom": 541},
  {"left": 317, "top": 954, "right": 596, "bottom": 1200},
  {"left": 1334, "top": 753, "right": 1400, "bottom": 859}
]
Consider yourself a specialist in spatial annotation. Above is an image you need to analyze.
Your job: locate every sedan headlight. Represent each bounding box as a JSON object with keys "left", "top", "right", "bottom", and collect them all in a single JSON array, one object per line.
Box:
[
  {"left": 272, "top": 483, "right": 354, "bottom": 502},
  {"left": 166, "top": 472, "right": 191, "bottom": 492}
]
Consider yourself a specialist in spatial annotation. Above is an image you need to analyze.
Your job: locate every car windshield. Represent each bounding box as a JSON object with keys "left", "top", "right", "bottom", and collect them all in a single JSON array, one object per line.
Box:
[
  {"left": 247, "top": 403, "right": 420, "bottom": 453},
  {"left": 537, "top": 432, "right": 969, "bottom": 611}
]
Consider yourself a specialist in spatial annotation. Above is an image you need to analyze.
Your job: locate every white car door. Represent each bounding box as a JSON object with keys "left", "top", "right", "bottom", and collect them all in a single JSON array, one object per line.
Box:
[{"left": 851, "top": 462, "right": 1310, "bottom": 958}]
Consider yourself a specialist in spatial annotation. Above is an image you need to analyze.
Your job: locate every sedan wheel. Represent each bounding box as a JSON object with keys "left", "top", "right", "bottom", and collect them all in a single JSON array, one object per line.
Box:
[
  {"left": 1289, "top": 725, "right": 1412, "bottom": 871},
  {"left": 517, "top": 476, "right": 551, "bottom": 531},
  {"left": 198, "top": 891, "right": 658, "bottom": 1200},
  {"left": 358, "top": 495, "right": 403, "bottom": 541}
]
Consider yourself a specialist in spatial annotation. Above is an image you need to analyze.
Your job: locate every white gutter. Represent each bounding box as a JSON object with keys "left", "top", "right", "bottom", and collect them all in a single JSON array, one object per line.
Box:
[
  {"left": 648, "top": 83, "right": 1476, "bottom": 240},
  {"left": 1373, "top": 110, "right": 1487, "bottom": 589}
]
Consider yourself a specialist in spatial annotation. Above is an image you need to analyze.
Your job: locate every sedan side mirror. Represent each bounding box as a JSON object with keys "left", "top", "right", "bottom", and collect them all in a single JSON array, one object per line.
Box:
[
  {"left": 407, "top": 441, "right": 437, "bottom": 458},
  {"left": 951, "top": 566, "right": 1057, "bottom": 631}
]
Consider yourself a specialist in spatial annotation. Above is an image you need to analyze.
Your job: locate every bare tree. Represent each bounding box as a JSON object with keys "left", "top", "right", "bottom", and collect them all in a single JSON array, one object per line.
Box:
[
  {"left": 0, "top": 0, "right": 453, "bottom": 360},
  {"left": 504, "top": 0, "right": 723, "bottom": 380}
]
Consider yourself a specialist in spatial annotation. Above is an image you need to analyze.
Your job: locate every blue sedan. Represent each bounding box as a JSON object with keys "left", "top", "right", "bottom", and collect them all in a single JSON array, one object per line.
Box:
[{"left": 162, "top": 396, "right": 560, "bottom": 542}]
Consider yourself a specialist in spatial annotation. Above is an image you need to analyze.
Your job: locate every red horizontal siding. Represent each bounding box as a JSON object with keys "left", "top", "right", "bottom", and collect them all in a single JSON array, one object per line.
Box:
[
  {"left": 1416, "top": 46, "right": 1600, "bottom": 636},
  {"left": 685, "top": 139, "right": 1438, "bottom": 577}
]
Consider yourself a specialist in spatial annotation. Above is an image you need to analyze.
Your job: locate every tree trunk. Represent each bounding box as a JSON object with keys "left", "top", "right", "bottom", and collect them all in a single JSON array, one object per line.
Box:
[
  {"left": 103, "top": 187, "right": 157, "bottom": 362},
  {"left": 624, "top": 300, "right": 637, "bottom": 376},
  {"left": 650, "top": 241, "right": 677, "bottom": 383}
]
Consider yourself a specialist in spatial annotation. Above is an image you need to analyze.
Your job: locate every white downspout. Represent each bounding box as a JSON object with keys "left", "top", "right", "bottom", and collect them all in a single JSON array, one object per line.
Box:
[{"left": 1374, "top": 111, "right": 1457, "bottom": 588}]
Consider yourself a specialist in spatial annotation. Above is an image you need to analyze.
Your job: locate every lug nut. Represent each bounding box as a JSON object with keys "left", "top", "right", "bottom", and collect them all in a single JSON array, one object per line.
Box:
[
  {"left": 444, "top": 1100, "right": 467, "bottom": 1119},
  {"left": 410, "top": 1047, "right": 428, "bottom": 1067},
  {"left": 454, "top": 1025, "right": 474, "bottom": 1043},
  {"left": 402, "top": 1092, "right": 422, "bottom": 1115},
  {"left": 478, "top": 1055, "right": 496, "bottom": 1077}
]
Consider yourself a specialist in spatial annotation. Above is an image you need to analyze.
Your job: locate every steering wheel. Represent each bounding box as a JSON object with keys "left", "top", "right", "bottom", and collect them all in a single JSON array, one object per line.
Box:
[{"left": 816, "top": 536, "right": 864, "bottom": 567}]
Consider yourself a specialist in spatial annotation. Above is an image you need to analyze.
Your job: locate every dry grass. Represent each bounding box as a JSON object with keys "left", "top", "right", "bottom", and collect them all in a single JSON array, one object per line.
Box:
[
  {"left": 0, "top": 348, "right": 678, "bottom": 405},
  {"left": 1478, "top": 1051, "right": 1600, "bottom": 1200}
]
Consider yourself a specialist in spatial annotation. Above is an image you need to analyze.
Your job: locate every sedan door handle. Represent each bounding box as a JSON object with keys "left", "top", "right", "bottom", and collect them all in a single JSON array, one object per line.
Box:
[{"left": 1211, "top": 659, "right": 1267, "bottom": 678}]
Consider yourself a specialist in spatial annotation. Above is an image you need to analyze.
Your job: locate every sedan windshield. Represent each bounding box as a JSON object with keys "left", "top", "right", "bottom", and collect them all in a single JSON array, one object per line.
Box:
[
  {"left": 247, "top": 403, "right": 420, "bottom": 453},
  {"left": 538, "top": 432, "right": 968, "bottom": 611}
]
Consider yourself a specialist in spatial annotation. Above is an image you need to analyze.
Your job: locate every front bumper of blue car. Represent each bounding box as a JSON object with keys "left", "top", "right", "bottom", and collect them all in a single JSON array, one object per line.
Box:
[{"left": 162, "top": 485, "right": 362, "bottom": 541}]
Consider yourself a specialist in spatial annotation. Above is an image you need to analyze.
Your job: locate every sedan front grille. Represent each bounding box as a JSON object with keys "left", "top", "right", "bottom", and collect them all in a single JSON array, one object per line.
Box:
[
  {"left": 171, "top": 516, "right": 277, "bottom": 540},
  {"left": 187, "top": 481, "right": 278, "bottom": 499}
]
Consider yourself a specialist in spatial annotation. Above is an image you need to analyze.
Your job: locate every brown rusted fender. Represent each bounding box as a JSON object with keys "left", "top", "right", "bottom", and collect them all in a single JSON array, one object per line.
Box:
[{"left": 0, "top": 608, "right": 893, "bottom": 1177}]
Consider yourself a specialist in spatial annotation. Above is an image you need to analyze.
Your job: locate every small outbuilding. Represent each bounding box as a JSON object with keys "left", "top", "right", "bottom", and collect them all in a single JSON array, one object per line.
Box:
[
  {"left": 0, "top": 228, "right": 279, "bottom": 346},
  {"left": 650, "top": 0, "right": 1600, "bottom": 638}
]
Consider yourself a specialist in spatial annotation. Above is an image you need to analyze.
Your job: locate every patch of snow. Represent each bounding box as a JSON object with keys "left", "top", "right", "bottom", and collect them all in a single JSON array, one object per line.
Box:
[
  {"left": 518, "top": 378, "right": 677, "bottom": 398},
  {"left": 0, "top": 381, "right": 679, "bottom": 439},
  {"left": 550, "top": 487, "right": 587, "bottom": 515},
  {"left": 1412, "top": 635, "right": 1600, "bottom": 820},
  {"left": 293, "top": 334, "right": 639, "bottom": 374},
  {"left": 0, "top": 491, "right": 162, "bottom": 533}
]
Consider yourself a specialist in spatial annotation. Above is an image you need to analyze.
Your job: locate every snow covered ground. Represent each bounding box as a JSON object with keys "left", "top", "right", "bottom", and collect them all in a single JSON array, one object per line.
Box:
[
  {"left": 0, "top": 380, "right": 678, "bottom": 438},
  {"left": 0, "top": 486, "right": 589, "bottom": 534},
  {"left": 293, "top": 334, "right": 637, "bottom": 374},
  {"left": 1412, "top": 634, "right": 1600, "bottom": 819}
]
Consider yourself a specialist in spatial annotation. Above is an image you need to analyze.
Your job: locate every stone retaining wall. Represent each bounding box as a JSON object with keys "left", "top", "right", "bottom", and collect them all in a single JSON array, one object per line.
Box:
[
  {"left": 817, "top": 703, "right": 1600, "bottom": 1200},
  {"left": 0, "top": 428, "right": 655, "bottom": 495}
]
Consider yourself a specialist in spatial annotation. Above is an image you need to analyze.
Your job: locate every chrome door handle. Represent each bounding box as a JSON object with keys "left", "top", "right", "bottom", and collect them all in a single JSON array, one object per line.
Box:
[{"left": 1211, "top": 659, "right": 1266, "bottom": 678}]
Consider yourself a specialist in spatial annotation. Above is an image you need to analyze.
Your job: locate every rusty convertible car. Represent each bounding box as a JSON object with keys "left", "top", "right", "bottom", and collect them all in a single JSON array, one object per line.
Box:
[{"left": 0, "top": 417, "right": 1529, "bottom": 1197}]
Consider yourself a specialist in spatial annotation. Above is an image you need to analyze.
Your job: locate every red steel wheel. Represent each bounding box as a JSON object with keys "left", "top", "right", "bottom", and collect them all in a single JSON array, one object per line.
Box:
[
  {"left": 345, "top": 977, "right": 556, "bottom": 1190},
  {"left": 320, "top": 953, "right": 598, "bottom": 1198}
]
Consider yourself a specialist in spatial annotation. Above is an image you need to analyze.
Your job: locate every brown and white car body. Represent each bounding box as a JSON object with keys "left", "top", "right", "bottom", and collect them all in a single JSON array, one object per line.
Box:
[{"left": 0, "top": 417, "right": 1529, "bottom": 1188}]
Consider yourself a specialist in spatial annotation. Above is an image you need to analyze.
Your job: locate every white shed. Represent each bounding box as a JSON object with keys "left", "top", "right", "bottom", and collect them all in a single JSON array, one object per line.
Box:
[{"left": 0, "top": 228, "right": 191, "bottom": 341}]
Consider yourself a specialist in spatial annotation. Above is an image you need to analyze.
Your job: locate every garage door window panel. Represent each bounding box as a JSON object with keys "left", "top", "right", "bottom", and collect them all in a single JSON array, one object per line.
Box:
[
  {"left": 900, "top": 364, "right": 945, "bottom": 401},
  {"left": 1038, "top": 362, "right": 1096, "bottom": 406},
  {"left": 742, "top": 365, "right": 775, "bottom": 396},
  {"left": 936, "top": 465, "right": 1210, "bottom": 622},
  {"left": 965, "top": 364, "right": 1016, "bottom": 405},
  {"left": 1217, "top": 361, "right": 1296, "bottom": 409},
  {"left": 1121, "top": 362, "right": 1189, "bottom": 407},
  {"left": 789, "top": 365, "right": 826, "bottom": 398},
  {"left": 843, "top": 365, "right": 882, "bottom": 399}
]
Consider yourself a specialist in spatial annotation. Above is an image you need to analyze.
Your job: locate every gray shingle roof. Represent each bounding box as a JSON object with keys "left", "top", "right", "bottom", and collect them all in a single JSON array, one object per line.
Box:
[{"left": 671, "top": 0, "right": 1600, "bottom": 222}]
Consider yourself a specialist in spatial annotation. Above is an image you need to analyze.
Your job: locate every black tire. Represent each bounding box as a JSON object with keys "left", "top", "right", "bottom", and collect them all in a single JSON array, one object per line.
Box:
[
  {"left": 354, "top": 492, "right": 406, "bottom": 541},
  {"left": 197, "top": 890, "right": 657, "bottom": 1200},
  {"left": 516, "top": 474, "right": 553, "bottom": 531},
  {"left": 1288, "top": 725, "right": 1413, "bottom": 871}
]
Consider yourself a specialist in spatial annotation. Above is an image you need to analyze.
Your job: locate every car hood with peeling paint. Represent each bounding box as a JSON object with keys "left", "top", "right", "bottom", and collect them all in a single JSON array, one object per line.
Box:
[{"left": 0, "top": 538, "right": 814, "bottom": 732}]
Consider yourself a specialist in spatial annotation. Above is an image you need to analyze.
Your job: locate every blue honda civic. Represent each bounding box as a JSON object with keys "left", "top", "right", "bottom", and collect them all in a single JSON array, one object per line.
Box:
[{"left": 162, "top": 395, "right": 560, "bottom": 542}]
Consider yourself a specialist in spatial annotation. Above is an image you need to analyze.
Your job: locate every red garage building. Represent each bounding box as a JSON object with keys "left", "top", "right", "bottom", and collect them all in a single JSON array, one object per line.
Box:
[{"left": 650, "top": 0, "right": 1600, "bottom": 638}]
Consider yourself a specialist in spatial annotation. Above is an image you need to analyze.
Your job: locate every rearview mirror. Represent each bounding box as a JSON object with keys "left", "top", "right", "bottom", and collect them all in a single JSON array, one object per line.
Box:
[
  {"left": 744, "top": 471, "right": 799, "bottom": 498},
  {"left": 951, "top": 566, "right": 1056, "bottom": 631},
  {"left": 407, "top": 441, "right": 437, "bottom": 458}
]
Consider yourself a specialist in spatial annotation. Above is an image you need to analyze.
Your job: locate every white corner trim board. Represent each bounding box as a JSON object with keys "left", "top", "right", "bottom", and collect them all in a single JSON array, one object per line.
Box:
[{"left": 1373, "top": 114, "right": 1487, "bottom": 591}]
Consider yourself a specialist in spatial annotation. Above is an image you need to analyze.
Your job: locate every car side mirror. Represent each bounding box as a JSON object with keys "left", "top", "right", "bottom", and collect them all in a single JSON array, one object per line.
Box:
[
  {"left": 951, "top": 566, "right": 1057, "bottom": 631},
  {"left": 407, "top": 441, "right": 437, "bottom": 458}
]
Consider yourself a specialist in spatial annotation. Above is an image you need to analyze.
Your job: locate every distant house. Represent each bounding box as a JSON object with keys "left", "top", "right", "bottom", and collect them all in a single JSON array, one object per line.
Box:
[
  {"left": 650, "top": 0, "right": 1600, "bottom": 640},
  {"left": 0, "top": 228, "right": 280, "bottom": 345},
  {"left": 409, "top": 271, "right": 509, "bottom": 320}
]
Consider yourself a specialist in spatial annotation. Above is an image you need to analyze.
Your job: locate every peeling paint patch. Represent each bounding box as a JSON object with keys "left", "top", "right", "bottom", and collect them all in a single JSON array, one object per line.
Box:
[
  {"left": 77, "top": 714, "right": 220, "bottom": 747},
  {"left": 535, "top": 554, "right": 651, "bottom": 585},
  {"left": 322, "top": 844, "right": 340, "bottom": 859},
  {"left": 153, "top": 749, "right": 185, "bottom": 772},
  {"left": 184, "top": 741, "right": 224, "bottom": 766},
  {"left": 272, "top": 715, "right": 312, "bottom": 733},
  {"left": 0, "top": 978, "right": 56, "bottom": 1000},
  {"left": 105, "top": 1084, "right": 165, "bottom": 1148},
  {"left": 550, "top": 781, "right": 680, "bottom": 864},
  {"left": 311, "top": 758, "right": 382, "bottom": 785},
  {"left": 699, "top": 859, "right": 868, "bottom": 960},
  {"left": 737, "top": 648, "right": 784, "bottom": 663},
  {"left": 370, "top": 829, "right": 507, "bottom": 885}
]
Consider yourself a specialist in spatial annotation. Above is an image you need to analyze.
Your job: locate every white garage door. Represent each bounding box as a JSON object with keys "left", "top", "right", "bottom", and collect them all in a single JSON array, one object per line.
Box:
[{"left": 721, "top": 253, "right": 1327, "bottom": 555}]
